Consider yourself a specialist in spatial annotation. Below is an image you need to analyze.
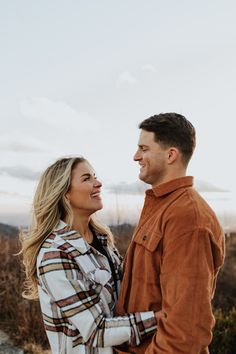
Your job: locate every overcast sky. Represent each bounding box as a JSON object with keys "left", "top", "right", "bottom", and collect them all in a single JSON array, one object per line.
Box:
[{"left": 0, "top": 0, "right": 236, "bottom": 228}]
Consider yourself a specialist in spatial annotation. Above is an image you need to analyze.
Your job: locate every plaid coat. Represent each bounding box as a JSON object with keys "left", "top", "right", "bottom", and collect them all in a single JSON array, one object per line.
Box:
[{"left": 37, "top": 221, "right": 157, "bottom": 354}]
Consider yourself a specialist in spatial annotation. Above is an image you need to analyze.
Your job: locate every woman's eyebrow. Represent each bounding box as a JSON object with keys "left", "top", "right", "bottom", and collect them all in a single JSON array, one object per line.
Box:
[{"left": 80, "top": 173, "right": 96, "bottom": 178}]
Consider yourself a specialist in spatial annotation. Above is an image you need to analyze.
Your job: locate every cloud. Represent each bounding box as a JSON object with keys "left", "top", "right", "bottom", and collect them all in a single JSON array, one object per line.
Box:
[
  {"left": 0, "top": 166, "right": 40, "bottom": 181},
  {"left": 117, "top": 71, "right": 138, "bottom": 87},
  {"left": 116, "top": 65, "right": 157, "bottom": 88},
  {"left": 105, "top": 181, "right": 148, "bottom": 195},
  {"left": 106, "top": 179, "right": 228, "bottom": 195},
  {"left": 19, "top": 97, "right": 98, "bottom": 132},
  {"left": 0, "top": 133, "right": 47, "bottom": 153},
  {"left": 194, "top": 180, "right": 229, "bottom": 192},
  {"left": 0, "top": 142, "right": 42, "bottom": 153},
  {"left": 141, "top": 64, "right": 157, "bottom": 73},
  {"left": 0, "top": 190, "right": 26, "bottom": 198}
]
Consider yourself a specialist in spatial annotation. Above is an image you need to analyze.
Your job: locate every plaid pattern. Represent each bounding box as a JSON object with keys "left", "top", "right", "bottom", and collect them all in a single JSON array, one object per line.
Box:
[{"left": 37, "top": 221, "right": 157, "bottom": 354}]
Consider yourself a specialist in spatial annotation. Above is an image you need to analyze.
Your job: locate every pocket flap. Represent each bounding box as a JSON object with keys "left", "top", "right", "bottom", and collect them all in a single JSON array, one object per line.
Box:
[{"left": 134, "top": 228, "right": 163, "bottom": 252}]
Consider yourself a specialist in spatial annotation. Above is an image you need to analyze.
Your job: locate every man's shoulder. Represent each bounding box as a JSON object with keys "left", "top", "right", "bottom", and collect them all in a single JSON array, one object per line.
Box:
[
  {"left": 169, "top": 186, "right": 214, "bottom": 215},
  {"left": 164, "top": 187, "right": 223, "bottom": 237}
]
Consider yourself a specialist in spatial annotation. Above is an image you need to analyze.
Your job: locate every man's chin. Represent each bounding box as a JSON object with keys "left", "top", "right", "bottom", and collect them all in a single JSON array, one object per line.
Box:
[
  {"left": 139, "top": 173, "right": 154, "bottom": 186},
  {"left": 139, "top": 173, "right": 147, "bottom": 183}
]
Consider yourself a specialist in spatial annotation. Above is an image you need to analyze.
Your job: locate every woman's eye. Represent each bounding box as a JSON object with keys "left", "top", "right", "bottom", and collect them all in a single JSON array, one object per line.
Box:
[{"left": 83, "top": 175, "right": 96, "bottom": 182}]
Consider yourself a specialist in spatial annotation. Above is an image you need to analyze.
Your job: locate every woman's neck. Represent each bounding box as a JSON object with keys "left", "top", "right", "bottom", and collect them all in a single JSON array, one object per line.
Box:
[{"left": 71, "top": 212, "right": 93, "bottom": 243}]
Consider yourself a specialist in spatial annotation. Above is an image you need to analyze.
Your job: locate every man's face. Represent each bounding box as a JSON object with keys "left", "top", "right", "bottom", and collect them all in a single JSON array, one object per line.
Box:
[{"left": 133, "top": 130, "right": 169, "bottom": 187}]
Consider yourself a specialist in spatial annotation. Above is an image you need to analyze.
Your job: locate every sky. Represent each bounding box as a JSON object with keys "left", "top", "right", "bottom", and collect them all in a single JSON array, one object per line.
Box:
[{"left": 0, "top": 0, "right": 236, "bottom": 230}]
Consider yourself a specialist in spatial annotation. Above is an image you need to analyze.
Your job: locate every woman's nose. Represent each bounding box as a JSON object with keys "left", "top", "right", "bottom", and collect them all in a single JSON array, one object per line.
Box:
[{"left": 95, "top": 179, "right": 102, "bottom": 188}]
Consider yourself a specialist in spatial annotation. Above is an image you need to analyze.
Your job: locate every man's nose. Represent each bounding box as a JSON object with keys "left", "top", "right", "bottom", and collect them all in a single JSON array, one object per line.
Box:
[{"left": 133, "top": 150, "right": 141, "bottom": 161}]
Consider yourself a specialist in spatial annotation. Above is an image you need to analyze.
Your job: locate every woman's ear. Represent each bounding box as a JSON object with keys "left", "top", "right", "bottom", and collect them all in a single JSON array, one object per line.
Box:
[
  {"left": 65, "top": 193, "right": 70, "bottom": 202},
  {"left": 167, "top": 147, "right": 179, "bottom": 164}
]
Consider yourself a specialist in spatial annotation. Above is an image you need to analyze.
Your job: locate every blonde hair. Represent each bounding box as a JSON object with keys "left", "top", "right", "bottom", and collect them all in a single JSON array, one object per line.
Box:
[{"left": 21, "top": 156, "right": 114, "bottom": 300}]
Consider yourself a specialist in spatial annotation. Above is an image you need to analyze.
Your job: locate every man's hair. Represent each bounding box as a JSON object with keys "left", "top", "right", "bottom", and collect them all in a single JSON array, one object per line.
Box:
[{"left": 139, "top": 113, "right": 196, "bottom": 165}]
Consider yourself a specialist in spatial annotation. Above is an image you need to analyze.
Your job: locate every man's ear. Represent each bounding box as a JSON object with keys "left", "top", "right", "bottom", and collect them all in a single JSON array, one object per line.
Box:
[{"left": 167, "top": 147, "right": 179, "bottom": 164}]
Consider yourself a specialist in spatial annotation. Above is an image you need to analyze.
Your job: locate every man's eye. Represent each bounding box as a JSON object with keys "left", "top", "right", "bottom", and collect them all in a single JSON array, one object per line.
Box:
[{"left": 84, "top": 176, "right": 90, "bottom": 181}]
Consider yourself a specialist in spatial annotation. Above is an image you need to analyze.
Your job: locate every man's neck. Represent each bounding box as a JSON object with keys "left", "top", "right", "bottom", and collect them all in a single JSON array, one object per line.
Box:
[{"left": 152, "top": 170, "right": 187, "bottom": 188}]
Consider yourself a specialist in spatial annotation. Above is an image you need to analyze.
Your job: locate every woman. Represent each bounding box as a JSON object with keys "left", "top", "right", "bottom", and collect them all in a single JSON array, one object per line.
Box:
[{"left": 21, "top": 156, "right": 157, "bottom": 354}]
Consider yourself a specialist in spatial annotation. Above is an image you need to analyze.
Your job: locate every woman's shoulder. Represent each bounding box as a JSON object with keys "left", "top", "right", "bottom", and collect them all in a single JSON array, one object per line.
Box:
[{"left": 42, "top": 230, "right": 89, "bottom": 256}]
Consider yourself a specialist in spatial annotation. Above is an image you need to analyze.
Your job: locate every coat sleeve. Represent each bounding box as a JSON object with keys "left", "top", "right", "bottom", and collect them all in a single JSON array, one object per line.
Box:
[
  {"left": 145, "top": 228, "right": 220, "bottom": 354},
  {"left": 38, "top": 248, "right": 157, "bottom": 348}
]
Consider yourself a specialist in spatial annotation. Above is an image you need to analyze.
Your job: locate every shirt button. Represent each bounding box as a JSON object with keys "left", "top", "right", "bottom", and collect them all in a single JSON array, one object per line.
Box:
[{"left": 143, "top": 235, "right": 147, "bottom": 241}]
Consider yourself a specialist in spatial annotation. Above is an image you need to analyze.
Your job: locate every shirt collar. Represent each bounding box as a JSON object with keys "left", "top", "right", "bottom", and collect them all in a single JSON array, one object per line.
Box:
[
  {"left": 53, "top": 220, "right": 108, "bottom": 251},
  {"left": 146, "top": 176, "right": 194, "bottom": 198},
  {"left": 54, "top": 220, "right": 68, "bottom": 232}
]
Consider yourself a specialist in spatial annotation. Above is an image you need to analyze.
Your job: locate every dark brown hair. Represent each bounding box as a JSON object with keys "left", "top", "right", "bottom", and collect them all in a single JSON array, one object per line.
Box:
[{"left": 139, "top": 113, "right": 196, "bottom": 165}]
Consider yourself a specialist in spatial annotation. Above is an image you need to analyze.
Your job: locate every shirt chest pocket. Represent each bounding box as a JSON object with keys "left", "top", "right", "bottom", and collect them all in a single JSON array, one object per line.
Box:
[
  {"left": 134, "top": 229, "right": 163, "bottom": 252},
  {"left": 77, "top": 254, "right": 114, "bottom": 312},
  {"left": 132, "top": 229, "right": 163, "bottom": 283},
  {"left": 77, "top": 253, "right": 111, "bottom": 285}
]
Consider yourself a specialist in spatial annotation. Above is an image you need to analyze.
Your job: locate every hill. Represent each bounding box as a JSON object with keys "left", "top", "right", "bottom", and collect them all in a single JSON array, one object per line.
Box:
[{"left": 0, "top": 222, "right": 19, "bottom": 238}]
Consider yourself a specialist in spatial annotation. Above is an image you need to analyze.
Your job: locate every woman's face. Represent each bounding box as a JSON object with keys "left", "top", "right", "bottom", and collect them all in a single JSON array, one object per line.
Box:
[{"left": 66, "top": 161, "right": 103, "bottom": 215}]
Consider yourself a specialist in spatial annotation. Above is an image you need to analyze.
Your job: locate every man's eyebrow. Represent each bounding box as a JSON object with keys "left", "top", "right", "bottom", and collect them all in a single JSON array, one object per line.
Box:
[{"left": 138, "top": 144, "right": 149, "bottom": 148}]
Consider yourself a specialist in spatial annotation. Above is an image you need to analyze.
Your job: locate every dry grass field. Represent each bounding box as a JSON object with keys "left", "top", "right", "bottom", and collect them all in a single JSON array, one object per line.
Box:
[
  {"left": 0, "top": 233, "right": 49, "bottom": 353},
  {"left": 0, "top": 223, "right": 235, "bottom": 353}
]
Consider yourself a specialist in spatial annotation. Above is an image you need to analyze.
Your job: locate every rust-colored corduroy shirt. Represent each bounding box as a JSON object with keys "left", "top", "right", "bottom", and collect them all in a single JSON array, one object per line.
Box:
[{"left": 116, "top": 177, "right": 225, "bottom": 354}]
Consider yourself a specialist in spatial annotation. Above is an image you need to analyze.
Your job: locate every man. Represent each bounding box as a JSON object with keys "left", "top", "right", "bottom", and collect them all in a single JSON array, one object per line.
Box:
[{"left": 116, "top": 113, "right": 225, "bottom": 353}]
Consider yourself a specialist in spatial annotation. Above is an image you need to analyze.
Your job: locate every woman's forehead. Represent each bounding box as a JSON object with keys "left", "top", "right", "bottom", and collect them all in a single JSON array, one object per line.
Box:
[{"left": 72, "top": 161, "right": 95, "bottom": 177}]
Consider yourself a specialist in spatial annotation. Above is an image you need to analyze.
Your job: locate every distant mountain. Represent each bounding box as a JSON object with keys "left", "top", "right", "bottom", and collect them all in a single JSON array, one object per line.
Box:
[{"left": 0, "top": 223, "right": 19, "bottom": 238}]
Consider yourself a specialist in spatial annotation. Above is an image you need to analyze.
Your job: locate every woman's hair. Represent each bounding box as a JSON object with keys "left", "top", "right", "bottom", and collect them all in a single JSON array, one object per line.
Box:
[{"left": 20, "top": 156, "right": 114, "bottom": 300}]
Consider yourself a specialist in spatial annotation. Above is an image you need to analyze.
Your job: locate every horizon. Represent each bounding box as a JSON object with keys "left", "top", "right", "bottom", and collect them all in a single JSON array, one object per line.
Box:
[{"left": 1, "top": 182, "right": 236, "bottom": 232}]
